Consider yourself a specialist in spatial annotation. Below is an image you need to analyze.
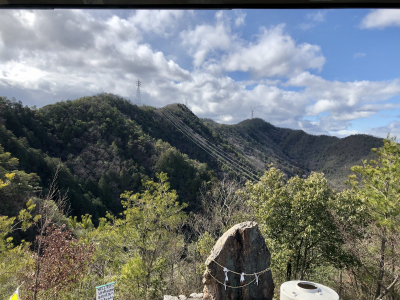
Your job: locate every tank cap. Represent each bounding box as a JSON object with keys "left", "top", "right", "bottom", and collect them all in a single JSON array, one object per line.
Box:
[{"left": 297, "top": 282, "right": 319, "bottom": 293}]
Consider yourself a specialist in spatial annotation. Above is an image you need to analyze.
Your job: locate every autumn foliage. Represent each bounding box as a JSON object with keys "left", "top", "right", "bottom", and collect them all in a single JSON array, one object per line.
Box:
[{"left": 25, "top": 225, "right": 94, "bottom": 300}]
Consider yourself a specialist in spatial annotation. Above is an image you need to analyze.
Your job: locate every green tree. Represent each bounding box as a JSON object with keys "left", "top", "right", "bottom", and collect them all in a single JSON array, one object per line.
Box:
[
  {"left": 155, "top": 147, "right": 213, "bottom": 211},
  {"left": 0, "top": 171, "right": 37, "bottom": 298},
  {"left": 74, "top": 173, "right": 188, "bottom": 300},
  {"left": 0, "top": 144, "right": 40, "bottom": 216},
  {"left": 348, "top": 135, "right": 400, "bottom": 299},
  {"left": 117, "top": 172, "right": 187, "bottom": 300},
  {"left": 240, "top": 167, "right": 351, "bottom": 286},
  {"left": 0, "top": 147, "right": 39, "bottom": 298}
]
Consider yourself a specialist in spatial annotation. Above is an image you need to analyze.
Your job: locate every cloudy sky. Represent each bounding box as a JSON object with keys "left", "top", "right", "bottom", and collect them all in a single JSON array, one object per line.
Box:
[{"left": 1, "top": 9, "right": 400, "bottom": 138}]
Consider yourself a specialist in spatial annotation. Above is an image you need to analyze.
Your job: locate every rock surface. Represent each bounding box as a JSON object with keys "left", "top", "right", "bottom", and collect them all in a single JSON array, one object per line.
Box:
[
  {"left": 189, "top": 293, "right": 203, "bottom": 298},
  {"left": 164, "top": 292, "right": 203, "bottom": 300},
  {"left": 202, "top": 221, "right": 274, "bottom": 300}
]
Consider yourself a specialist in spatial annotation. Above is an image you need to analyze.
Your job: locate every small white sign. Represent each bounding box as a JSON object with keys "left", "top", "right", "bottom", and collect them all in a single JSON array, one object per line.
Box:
[{"left": 96, "top": 282, "right": 115, "bottom": 300}]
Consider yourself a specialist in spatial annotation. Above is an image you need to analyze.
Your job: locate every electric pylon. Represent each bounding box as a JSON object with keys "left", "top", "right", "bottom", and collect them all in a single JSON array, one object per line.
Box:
[
  {"left": 135, "top": 79, "right": 141, "bottom": 106},
  {"left": 251, "top": 110, "right": 253, "bottom": 119}
]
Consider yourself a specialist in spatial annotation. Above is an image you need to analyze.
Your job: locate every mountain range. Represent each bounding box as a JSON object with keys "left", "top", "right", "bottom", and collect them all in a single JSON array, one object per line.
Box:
[{"left": 0, "top": 94, "right": 383, "bottom": 221}]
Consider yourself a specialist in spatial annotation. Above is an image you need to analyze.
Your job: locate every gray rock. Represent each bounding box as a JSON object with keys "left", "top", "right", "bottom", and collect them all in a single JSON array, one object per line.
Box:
[
  {"left": 202, "top": 221, "right": 274, "bottom": 300},
  {"left": 189, "top": 293, "right": 203, "bottom": 298},
  {"left": 178, "top": 295, "right": 187, "bottom": 300},
  {"left": 164, "top": 296, "right": 179, "bottom": 300}
]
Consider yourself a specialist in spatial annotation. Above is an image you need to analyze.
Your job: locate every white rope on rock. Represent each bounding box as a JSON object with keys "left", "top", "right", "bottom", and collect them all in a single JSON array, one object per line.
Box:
[{"left": 208, "top": 258, "right": 271, "bottom": 289}]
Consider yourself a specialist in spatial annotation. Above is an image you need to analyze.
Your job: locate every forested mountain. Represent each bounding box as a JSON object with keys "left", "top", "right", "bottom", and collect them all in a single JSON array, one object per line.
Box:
[
  {"left": 0, "top": 93, "right": 383, "bottom": 220},
  {"left": 204, "top": 118, "right": 383, "bottom": 189},
  {"left": 0, "top": 94, "right": 219, "bottom": 221}
]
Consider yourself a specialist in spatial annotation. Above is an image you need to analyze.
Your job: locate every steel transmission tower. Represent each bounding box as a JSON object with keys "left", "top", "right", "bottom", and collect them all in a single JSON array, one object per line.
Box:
[
  {"left": 251, "top": 109, "right": 253, "bottom": 119},
  {"left": 135, "top": 79, "right": 141, "bottom": 106}
]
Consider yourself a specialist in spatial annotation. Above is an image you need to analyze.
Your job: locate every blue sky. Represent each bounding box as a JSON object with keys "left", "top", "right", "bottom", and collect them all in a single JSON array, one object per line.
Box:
[{"left": 0, "top": 9, "right": 400, "bottom": 138}]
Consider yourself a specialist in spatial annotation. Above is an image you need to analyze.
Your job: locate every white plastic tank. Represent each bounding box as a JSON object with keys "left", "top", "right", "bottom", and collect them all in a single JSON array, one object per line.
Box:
[{"left": 280, "top": 280, "right": 339, "bottom": 300}]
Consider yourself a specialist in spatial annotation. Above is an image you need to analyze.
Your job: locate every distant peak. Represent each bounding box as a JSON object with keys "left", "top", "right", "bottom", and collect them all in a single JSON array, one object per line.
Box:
[{"left": 237, "top": 118, "right": 274, "bottom": 127}]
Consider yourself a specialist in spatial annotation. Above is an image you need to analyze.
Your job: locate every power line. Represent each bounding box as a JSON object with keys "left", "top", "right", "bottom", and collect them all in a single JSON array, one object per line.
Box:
[
  {"left": 165, "top": 110, "right": 259, "bottom": 180},
  {"left": 164, "top": 110, "right": 259, "bottom": 180},
  {"left": 161, "top": 109, "right": 259, "bottom": 182},
  {"left": 160, "top": 111, "right": 227, "bottom": 167},
  {"left": 163, "top": 110, "right": 259, "bottom": 176},
  {"left": 161, "top": 110, "right": 252, "bottom": 181}
]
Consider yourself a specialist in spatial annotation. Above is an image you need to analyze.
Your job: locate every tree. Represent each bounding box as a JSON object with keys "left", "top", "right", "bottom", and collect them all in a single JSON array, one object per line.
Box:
[
  {"left": 0, "top": 144, "right": 40, "bottom": 216},
  {"left": 27, "top": 166, "right": 74, "bottom": 300},
  {"left": 117, "top": 172, "right": 187, "bottom": 300},
  {"left": 155, "top": 147, "right": 213, "bottom": 211},
  {"left": 194, "top": 176, "right": 253, "bottom": 237},
  {"left": 239, "top": 167, "right": 352, "bottom": 286},
  {"left": 79, "top": 173, "right": 188, "bottom": 300},
  {"left": 25, "top": 225, "right": 94, "bottom": 300},
  {"left": 0, "top": 172, "right": 37, "bottom": 298},
  {"left": 127, "top": 175, "right": 254, "bottom": 296},
  {"left": 347, "top": 135, "right": 400, "bottom": 299},
  {"left": 189, "top": 176, "right": 253, "bottom": 280}
]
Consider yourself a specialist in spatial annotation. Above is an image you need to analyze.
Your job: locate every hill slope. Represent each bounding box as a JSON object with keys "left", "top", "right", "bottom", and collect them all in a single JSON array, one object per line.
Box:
[
  {"left": 203, "top": 117, "right": 383, "bottom": 189},
  {"left": 0, "top": 94, "right": 384, "bottom": 220},
  {"left": 0, "top": 94, "right": 253, "bottom": 219}
]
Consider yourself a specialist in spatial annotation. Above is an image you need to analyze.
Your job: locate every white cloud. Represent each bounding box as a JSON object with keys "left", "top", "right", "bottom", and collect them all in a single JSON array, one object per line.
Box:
[
  {"left": 354, "top": 52, "right": 366, "bottom": 58},
  {"left": 141, "top": 69, "right": 311, "bottom": 127},
  {"left": 180, "top": 13, "right": 233, "bottom": 67},
  {"left": 181, "top": 17, "right": 325, "bottom": 78},
  {"left": 220, "top": 115, "right": 233, "bottom": 122},
  {"left": 281, "top": 72, "right": 400, "bottom": 134},
  {"left": 298, "top": 23, "right": 315, "bottom": 30},
  {"left": 369, "top": 121, "right": 400, "bottom": 138},
  {"left": 308, "top": 11, "right": 326, "bottom": 22},
  {"left": 330, "top": 129, "right": 360, "bottom": 137},
  {"left": 0, "top": 10, "right": 191, "bottom": 106},
  {"left": 299, "top": 11, "right": 327, "bottom": 30},
  {"left": 287, "top": 72, "right": 400, "bottom": 120},
  {"left": 221, "top": 24, "right": 325, "bottom": 78},
  {"left": 130, "top": 10, "right": 185, "bottom": 36},
  {"left": 360, "top": 9, "right": 400, "bottom": 29},
  {"left": 234, "top": 10, "right": 246, "bottom": 27}
]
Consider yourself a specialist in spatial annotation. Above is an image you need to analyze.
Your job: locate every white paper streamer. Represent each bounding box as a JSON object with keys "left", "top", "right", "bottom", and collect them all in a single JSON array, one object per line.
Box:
[
  {"left": 240, "top": 272, "right": 245, "bottom": 283},
  {"left": 254, "top": 273, "right": 258, "bottom": 286},
  {"left": 223, "top": 267, "right": 228, "bottom": 282}
]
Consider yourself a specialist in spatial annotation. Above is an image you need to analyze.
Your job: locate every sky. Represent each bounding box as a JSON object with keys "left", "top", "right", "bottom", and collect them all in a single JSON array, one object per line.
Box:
[{"left": 1, "top": 9, "right": 400, "bottom": 138}]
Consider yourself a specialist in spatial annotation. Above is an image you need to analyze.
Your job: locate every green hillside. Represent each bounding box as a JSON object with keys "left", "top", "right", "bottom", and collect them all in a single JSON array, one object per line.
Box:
[
  {"left": 204, "top": 117, "right": 383, "bottom": 190},
  {"left": 0, "top": 94, "right": 384, "bottom": 219},
  {"left": 0, "top": 94, "right": 219, "bottom": 220}
]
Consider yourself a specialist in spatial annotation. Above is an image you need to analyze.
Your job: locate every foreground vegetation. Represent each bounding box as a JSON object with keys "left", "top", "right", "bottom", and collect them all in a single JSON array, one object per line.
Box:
[
  {"left": 0, "top": 95, "right": 399, "bottom": 299},
  {"left": 1, "top": 134, "right": 399, "bottom": 299}
]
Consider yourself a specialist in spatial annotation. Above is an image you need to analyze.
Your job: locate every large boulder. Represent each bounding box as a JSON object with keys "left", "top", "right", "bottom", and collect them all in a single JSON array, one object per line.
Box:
[{"left": 203, "top": 221, "right": 274, "bottom": 300}]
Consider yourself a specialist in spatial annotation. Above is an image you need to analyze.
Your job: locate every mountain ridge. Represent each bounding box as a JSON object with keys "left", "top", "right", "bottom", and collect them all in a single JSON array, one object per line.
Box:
[
  {"left": 0, "top": 94, "right": 384, "bottom": 220},
  {"left": 203, "top": 115, "right": 382, "bottom": 189}
]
